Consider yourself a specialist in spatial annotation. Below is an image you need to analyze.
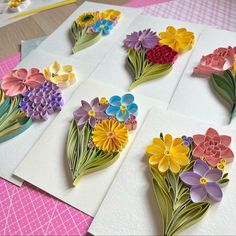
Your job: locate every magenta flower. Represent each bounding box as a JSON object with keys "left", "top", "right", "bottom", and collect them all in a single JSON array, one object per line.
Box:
[
  {"left": 73, "top": 97, "right": 108, "bottom": 128},
  {"left": 124, "top": 114, "right": 137, "bottom": 131},
  {"left": 124, "top": 29, "right": 158, "bottom": 51},
  {"left": 192, "top": 128, "right": 234, "bottom": 167},
  {"left": 180, "top": 159, "right": 223, "bottom": 202},
  {"left": 193, "top": 46, "right": 236, "bottom": 77},
  {"left": 1, "top": 68, "right": 46, "bottom": 97}
]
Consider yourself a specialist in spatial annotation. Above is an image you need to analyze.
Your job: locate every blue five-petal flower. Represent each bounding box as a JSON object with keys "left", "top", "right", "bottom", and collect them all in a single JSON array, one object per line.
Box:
[
  {"left": 106, "top": 94, "right": 138, "bottom": 122},
  {"left": 92, "top": 19, "right": 114, "bottom": 36}
]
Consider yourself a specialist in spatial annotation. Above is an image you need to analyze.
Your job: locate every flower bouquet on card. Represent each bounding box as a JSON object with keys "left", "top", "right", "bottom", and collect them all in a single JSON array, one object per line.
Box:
[
  {"left": 0, "top": 61, "right": 76, "bottom": 143},
  {"left": 66, "top": 94, "right": 138, "bottom": 187},
  {"left": 124, "top": 26, "right": 195, "bottom": 90},
  {"left": 146, "top": 128, "right": 234, "bottom": 235},
  {"left": 71, "top": 9, "right": 121, "bottom": 53},
  {"left": 193, "top": 46, "right": 236, "bottom": 123}
]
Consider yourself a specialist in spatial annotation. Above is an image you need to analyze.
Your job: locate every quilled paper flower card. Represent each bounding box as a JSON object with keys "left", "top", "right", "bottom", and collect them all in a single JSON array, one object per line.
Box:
[
  {"left": 71, "top": 9, "right": 121, "bottom": 53},
  {"left": 193, "top": 46, "right": 236, "bottom": 123},
  {"left": 0, "top": 61, "right": 76, "bottom": 143},
  {"left": 146, "top": 128, "right": 234, "bottom": 235},
  {"left": 124, "top": 26, "right": 195, "bottom": 90},
  {"left": 66, "top": 94, "right": 138, "bottom": 186}
]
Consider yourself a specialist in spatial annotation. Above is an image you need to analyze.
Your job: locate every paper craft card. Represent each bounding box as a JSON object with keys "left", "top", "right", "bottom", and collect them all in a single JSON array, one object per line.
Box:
[
  {"left": 14, "top": 79, "right": 165, "bottom": 216},
  {"left": 89, "top": 107, "right": 236, "bottom": 235},
  {"left": 87, "top": 15, "right": 207, "bottom": 106},
  {"left": 168, "top": 28, "right": 236, "bottom": 126}
]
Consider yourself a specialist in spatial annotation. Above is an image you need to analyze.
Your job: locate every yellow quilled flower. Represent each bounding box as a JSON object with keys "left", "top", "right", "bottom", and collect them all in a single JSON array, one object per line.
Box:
[
  {"left": 146, "top": 134, "right": 190, "bottom": 173},
  {"left": 159, "top": 26, "right": 195, "bottom": 53},
  {"left": 100, "top": 9, "right": 121, "bottom": 21},
  {"left": 76, "top": 11, "right": 100, "bottom": 27},
  {"left": 44, "top": 61, "right": 76, "bottom": 89},
  {"left": 92, "top": 118, "right": 128, "bottom": 153}
]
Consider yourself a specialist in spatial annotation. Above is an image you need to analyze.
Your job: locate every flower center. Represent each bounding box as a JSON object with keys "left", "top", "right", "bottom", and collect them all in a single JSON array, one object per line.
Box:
[
  {"left": 164, "top": 150, "right": 171, "bottom": 156},
  {"left": 107, "top": 131, "right": 115, "bottom": 138},
  {"left": 99, "top": 25, "right": 105, "bottom": 29},
  {"left": 82, "top": 15, "right": 94, "bottom": 22},
  {"left": 120, "top": 105, "right": 126, "bottom": 114},
  {"left": 200, "top": 177, "right": 208, "bottom": 185},
  {"left": 88, "top": 109, "right": 96, "bottom": 117}
]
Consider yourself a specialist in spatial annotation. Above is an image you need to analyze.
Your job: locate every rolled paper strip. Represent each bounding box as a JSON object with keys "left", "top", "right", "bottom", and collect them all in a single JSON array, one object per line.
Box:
[
  {"left": 20, "top": 81, "right": 64, "bottom": 120},
  {"left": 159, "top": 26, "right": 195, "bottom": 53},
  {"left": 124, "top": 29, "right": 158, "bottom": 51}
]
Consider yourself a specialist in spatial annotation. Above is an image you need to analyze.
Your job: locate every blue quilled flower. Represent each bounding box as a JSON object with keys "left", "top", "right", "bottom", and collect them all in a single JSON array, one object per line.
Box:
[
  {"left": 106, "top": 94, "right": 138, "bottom": 122},
  {"left": 92, "top": 19, "right": 114, "bottom": 35}
]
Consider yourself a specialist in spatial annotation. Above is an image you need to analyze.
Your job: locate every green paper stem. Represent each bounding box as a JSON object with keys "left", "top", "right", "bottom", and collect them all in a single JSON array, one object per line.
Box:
[{"left": 66, "top": 119, "right": 120, "bottom": 186}]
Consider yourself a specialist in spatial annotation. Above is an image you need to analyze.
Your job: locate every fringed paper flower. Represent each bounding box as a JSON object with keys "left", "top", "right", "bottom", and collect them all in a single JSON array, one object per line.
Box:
[
  {"left": 159, "top": 26, "right": 195, "bottom": 53},
  {"left": 147, "top": 128, "right": 233, "bottom": 235},
  {"left": 146, "top": 134, "right": 190, "bottom": 173},
  {"left": 124, "top": 29, "right": 158, "bottom": 51},
  {"left": 146, "top": 45, "right": 178, "bottom": 64},
  {"left": 192, "top": 128, "right": 234, "bottom": 167},
  {"left": 73, "top": 97, "right": 108, "bottom": 128},
  {"left": 106, "top": 94, "right": 138, "bottom": 122},
  {"left": 1, "top": 68, "right": 46, "bottom": 97},
  {"left": 20, "top": 82, "right": 64, "bottom": 120},
  {"left": 66, "top": 94, "right": 138, "bottom": 186},
  {"left": 193, "top": 46, "right": 236, "bottom": 77},
  {"left": 180, "top": 159, "right": 223, "bottom": 202},
  {"left": 71, "top": 9, "right": 121, "bottom": 53},
  {"left": 43, "top": 61, "right": 76, "bottom": 89},
  {"left": 92, "top": 118, "right": 128, "bottom": 153},
  {"left": 92, "top": 19, "right": 114, "bottom": 35}
]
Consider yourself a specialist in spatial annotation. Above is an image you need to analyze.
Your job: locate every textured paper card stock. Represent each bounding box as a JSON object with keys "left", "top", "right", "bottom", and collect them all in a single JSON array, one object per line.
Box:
[
  {"left": 14, "top": 79, "right": 165, "bottom": 216},
  {"left": 168, "top": 29, "right": 236, "bottom": 126},
  {"left": 88, "top": 108, "right": 236, "bottom": 235}
]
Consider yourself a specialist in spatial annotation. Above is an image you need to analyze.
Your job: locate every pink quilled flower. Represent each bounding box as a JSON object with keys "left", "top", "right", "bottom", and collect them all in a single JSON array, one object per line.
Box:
[
  {"left": 193, "top": 46, "right": 236, "bottom": 77},
  {"left": 1, "top": 68, "right": 46, "bottom": 96},
  {"left": 192, "top": 128, "right": 234, "bottom": 167}
]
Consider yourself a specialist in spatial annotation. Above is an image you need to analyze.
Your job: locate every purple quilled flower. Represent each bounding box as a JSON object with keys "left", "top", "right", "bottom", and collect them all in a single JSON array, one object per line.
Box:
[
  {"left": 20, "top": 81, "right": 63, "bottom": 120},
  {"left": 124, "top": 28, "right": 158, "bottom": 51},
  {"left": 180, "top": 159, "right": 223, "bottom": 202},
  {"left": 73, "top": 97, "right": 108, "bottom": 128},
  {"left": 182, "top": 135, "right": 193, "bottom": 146}
]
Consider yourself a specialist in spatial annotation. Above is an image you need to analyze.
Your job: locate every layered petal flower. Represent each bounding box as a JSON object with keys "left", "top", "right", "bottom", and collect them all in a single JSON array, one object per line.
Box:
[
  {"left": 180, "top": 159, "right": 223, "bottom": 202},
  {"left": 1, "top": 68, "right": 46, "bottom": 96},
  {"left": 159, "top": 26, "right": 195, "bottom": 53},
  {"left": 146, "top": 134, "right": 190, "bottom": 173},
  {"left": 192, "top": 128, "right": 234, "bottom": 167},
  {"left": 106, "top": 94, "right": 138, "bottom": 122},
  {"left": 73, "top": 97, "right": 108, "bottom": 128},
  {"left": 76, "top": 11, "right": 100, "bottom": 27},
  {"left": 124, "top": 29, "right": 158, "bottom": 51}
]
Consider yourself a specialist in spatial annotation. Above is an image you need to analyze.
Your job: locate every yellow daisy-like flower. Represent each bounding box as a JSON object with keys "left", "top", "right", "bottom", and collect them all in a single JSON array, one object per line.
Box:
[
  {"left": 76, "top": 11, "right": 100, "bottom": 27},
  {"left": 92, "top": 118, "right": 128, "bottom": 153},
  {"left": 159, "top": 26, "right": 195, "bottom": 53},
  {"left": 43, "top": 61, "right": 76, "bottom": 89},
  {"left": 146, "top": 134, "right": 190, "bottom": 173},
  {"left": 99, "top": 97, "right": 109, "bottom": 105},
  {"left": 100, "top": 9, "right": 121, "bottom": 21}
]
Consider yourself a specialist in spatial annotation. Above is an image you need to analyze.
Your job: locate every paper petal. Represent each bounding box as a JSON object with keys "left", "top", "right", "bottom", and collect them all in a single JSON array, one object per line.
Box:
[
  {"left": 180, "top": 172, "right": 201, "bottom": 186},
  {"left": 190, "top": 185, "right": 207, "bottom": 202},
  {"left": 206, "top": 182, "right": 223, "bottom": 202},
  {"left": 205, "top": 169, "right": 222, "bottom": 182},
  {"left": 193, "top": 159, "right": 209, "bottom": 176}
]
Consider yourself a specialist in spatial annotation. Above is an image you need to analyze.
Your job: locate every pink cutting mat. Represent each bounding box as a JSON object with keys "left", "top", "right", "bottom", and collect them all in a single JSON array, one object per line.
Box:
[{"left": 1, "top": 0, "right": 236, "bottom": 235}]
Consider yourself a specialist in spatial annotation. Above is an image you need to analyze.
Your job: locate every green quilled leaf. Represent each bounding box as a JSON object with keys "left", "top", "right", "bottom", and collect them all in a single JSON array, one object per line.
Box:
[
  {"left": 71, "top": 22, "right": 102, "bottom": 54},
  {"left": 66, "top": 119, "right": 120, "bottom": 187},
  {"left": 0, "top": 89, "right": 32, "bottom": 143},
  {"left": 127, "top": 49, "right": 173, "bottom": 91}
]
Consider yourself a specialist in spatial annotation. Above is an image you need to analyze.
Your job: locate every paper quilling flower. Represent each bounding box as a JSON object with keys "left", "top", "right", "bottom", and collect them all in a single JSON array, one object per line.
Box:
[
  {"left": 66, "top": 94, "right": 138, "bottom": 187},
  {"left": 146, "top": 128, "right": 233, "bottom": 235},
  {"left": 193, "top": 47, "right": 236, "bottom": 123},
  {"left": 159, "top": 26, "right": 195, "bottom": 53},
  {"left": 20, "top": 82, "right": 64, "bottom": 120},
  {"left": 124, "top": 27, "right": 194, "bottom": 90},
  {"left": 43, "top": 61, "right": 76, "bottom": 89},
  {"left": 71, "top": 9, "right": 121, "bottom": 53},
  {"left": 1, "top": 68, "right": 46, "bottom": 96}
]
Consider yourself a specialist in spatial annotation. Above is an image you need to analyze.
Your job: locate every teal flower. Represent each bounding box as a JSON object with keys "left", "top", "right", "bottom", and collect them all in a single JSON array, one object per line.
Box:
[
  {"left": 92, "top": 19, "right": 114, "bottom": 35},
  {"left": 106, "top": 94, "right": 138, "bottom": 122}
]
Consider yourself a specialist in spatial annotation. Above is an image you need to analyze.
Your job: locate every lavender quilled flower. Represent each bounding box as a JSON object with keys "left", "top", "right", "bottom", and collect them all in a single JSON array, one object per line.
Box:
[
  {"left": 73, "top": 97, "right": 108, "bottom": 128},
  {"left": 124, "top": 28, "right": 158, "bottom": 51},
  {"left": 182, "top": 135, "right": 193, "bottom": 146},
  {"left": 180, "top": 159, "right": 223, "bottom": 202},
  {"left": 20, "top": 82, "right": 64, "bottom": 120}
]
